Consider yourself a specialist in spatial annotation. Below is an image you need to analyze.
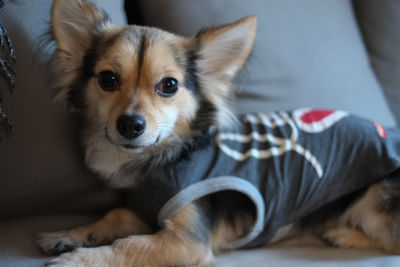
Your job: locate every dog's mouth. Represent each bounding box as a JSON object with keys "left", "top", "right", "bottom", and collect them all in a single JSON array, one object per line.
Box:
[
  {"left": 121, "top": 143, "right": 137, "bottom": 149},
  {"left": 104, "top": 128, "right": 161, "bottom": 152}
]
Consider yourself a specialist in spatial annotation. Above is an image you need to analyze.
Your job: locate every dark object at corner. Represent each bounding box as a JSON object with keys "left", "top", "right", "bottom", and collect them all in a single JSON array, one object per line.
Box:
[{"left": 0, "top": 0, "right": 16, "bottom": 139}]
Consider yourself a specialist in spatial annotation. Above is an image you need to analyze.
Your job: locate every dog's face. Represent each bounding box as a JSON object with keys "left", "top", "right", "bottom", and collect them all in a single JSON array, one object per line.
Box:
[
  {"left": 51, "top": 0, "right": 256, "bottom": 156},
  {"left": 85, "top": 28, "right": 199, "bottom": 152}
]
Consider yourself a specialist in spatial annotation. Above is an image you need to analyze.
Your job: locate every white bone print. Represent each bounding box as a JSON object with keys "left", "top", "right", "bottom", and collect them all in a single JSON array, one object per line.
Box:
[{"left": 215, "top": 111, "right": 326, "bottom": 178}]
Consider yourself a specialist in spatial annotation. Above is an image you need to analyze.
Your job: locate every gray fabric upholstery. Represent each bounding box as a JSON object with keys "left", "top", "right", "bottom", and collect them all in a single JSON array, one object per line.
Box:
[
  {"left": 139, "top": 0, "right": 396, "bottom": 126},
  {"left": 0, "top": 0, "right": 126, "bottom": 219},
  {"left": 353, "top": 0, "right": 400, "bottom": 124}
]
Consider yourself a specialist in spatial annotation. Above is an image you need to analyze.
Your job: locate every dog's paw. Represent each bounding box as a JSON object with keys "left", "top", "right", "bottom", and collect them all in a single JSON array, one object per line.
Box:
[
  {"left": 45, "top": 247, "right": 114, "bottom": 267},
  {"left": 37, "top": 231, "right": 80, "bottom": 255},
  {"left": 322, "top": 227, "right": 379, "bottom": 249}
]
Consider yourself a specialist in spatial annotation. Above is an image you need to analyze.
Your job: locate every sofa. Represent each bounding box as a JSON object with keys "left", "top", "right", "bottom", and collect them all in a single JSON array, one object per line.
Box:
[{"left": 1, "top": 0, "right": 400, "bottom": 266}]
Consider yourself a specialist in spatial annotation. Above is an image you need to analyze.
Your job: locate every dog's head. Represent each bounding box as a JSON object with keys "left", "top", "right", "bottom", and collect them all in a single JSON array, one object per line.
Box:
[{"left": 51, "top": 0, "right": 256, "bottom": 159}]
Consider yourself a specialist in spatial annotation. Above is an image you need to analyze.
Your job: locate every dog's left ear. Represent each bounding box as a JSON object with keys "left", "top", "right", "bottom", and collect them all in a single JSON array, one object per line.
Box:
[{"left": 195, "top": 16, "right": 257, "bottom": 80}]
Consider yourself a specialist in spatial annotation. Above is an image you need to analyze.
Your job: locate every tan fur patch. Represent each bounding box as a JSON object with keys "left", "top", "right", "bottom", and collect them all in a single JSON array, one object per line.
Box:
[
  {"left": 323, "top": 227, "right": 380, "bottom": 249},
  {"left": 325, "top": 180, "right": 400, "bottom": 253},
  {"left": 112, "top": 204, "right": 215, "bottom": 266}
]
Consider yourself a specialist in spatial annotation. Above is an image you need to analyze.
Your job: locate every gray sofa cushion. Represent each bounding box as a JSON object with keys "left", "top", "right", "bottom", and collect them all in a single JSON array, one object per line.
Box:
[
  {"left": 353, "top": 0, "right": 400, "bottom": 124},
  {"left": 0, "top": 0, "right": 126, "bottom": 219},
  {"left": 139, "top": 0, "right": 396, "bottom": 126}
]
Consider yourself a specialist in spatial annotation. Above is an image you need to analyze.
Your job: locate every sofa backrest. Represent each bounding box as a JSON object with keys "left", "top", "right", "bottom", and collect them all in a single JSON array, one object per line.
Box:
[
  {"left": 138, "top": 0, "right": 396, "bottom": 126},
  {"left": 353, "top": 0, "right": 400, "bottom": 125}
]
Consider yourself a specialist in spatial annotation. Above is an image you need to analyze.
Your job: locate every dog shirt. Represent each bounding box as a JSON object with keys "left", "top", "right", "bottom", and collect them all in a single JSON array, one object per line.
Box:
[{"left": 125, "top": 109, "right": 400, "bottom": 249}]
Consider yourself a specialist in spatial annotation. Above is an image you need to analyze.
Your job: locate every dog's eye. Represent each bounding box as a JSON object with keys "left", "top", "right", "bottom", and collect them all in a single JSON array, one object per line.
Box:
[
  {"left": 156, "top": 77, "right": 178, "bottom": 97},
  {"left": 97, "top": 71, "right": 120, "bottom": 92}
]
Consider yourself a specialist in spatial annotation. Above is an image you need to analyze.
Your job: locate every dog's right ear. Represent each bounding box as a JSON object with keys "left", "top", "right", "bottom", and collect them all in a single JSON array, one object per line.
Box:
[{"left": 51, "top": 0, "right": 110, "bottom": 57}]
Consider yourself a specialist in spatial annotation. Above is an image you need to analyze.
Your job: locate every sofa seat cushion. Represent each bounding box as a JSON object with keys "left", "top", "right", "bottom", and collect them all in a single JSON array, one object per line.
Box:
[{"left": 1, "top": 215, "right": 399, "bottom": 267}]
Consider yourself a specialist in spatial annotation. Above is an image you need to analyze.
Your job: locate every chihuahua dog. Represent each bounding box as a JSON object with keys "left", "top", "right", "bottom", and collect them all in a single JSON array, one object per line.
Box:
[{"left": 38, "top": 0, "right": 400, "bottom": 266}]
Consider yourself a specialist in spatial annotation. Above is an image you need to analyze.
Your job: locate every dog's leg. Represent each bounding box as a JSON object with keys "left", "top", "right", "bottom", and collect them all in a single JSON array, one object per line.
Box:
[
  {"left": 45, "top": 203, "right": 215, "bottom": 267},
  {"left": 38, "top": 208, "right": 152, "bottom": 255},
  {"left": 323, "top": 178, "right": 400, "bottom": 253}
]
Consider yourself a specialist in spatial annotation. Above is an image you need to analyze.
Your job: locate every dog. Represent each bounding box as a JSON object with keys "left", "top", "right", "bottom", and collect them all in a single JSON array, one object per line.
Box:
[{"left": 38, "top": 0, "right": 400, "bottom": 266}]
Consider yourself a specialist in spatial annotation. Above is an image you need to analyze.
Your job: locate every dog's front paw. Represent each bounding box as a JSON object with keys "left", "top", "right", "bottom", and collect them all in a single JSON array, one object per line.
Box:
[
  {"left": 37, "top": 231, "right": 79, "bottom": 255},
  {"left": 38, "top": 229, "right": 99, "bottom": 255},
  {"left": 45, "top": 247, "right": 114, "bottom": 267}
]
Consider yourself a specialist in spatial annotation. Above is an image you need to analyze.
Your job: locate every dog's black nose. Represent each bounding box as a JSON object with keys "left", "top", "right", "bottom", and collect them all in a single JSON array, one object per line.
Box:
[{"left": 116, "top": 114, "right": 146, "bottom": 140}]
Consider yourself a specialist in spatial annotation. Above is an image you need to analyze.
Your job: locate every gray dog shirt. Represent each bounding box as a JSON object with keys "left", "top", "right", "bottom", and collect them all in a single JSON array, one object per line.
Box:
[{"left": 125, "top": 109, "right": 400, "bottom": 249}]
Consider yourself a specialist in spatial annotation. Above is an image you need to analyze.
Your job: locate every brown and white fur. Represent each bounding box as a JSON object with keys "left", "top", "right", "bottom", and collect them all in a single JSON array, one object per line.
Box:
[{"left": 38, "top": 0, "right": 400, "bottom": 266}]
